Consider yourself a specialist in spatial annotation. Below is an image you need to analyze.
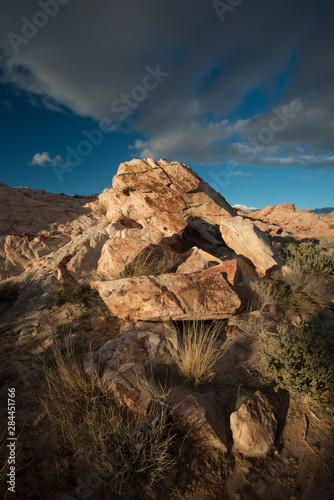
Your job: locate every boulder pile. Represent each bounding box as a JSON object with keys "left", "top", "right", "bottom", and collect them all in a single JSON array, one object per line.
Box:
[{"left": 1, "top": 157, "right": 281, "bottom": 456}]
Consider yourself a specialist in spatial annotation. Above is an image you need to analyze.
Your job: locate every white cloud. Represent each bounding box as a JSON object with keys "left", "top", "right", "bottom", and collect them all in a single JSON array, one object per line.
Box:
[{"left": 30, "top": 152, "right": 65, "bottom": 167}]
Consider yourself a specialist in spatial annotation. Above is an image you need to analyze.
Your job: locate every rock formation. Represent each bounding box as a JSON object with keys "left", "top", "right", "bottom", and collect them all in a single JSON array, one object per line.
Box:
[
  {"left": 1, "top": 157, "right": 283, "bottom": 329},
  {"left": 244, "top": 203, "right": 334, "bottom": 238}
]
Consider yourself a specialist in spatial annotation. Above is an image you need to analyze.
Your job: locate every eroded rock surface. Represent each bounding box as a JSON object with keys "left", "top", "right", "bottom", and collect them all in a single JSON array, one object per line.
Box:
[
  {"left": 230, "top": 391, "right": 277, "bottom": 456},
  {"left": 91, "top": 270, "right": 241, "bottom": 322}
]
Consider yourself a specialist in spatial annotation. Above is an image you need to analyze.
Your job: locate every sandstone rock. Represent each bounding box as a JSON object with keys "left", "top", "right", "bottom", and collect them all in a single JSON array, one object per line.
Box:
[
  {"left": 250, "top": 203, "right": 334, "bottom": 237},
  {"left": 176, "top": 247, "right": 222, "bottom": 274},
  {"left": 99, "top": 158, "right": 236, "bottom": 237},
  {"left": 84, "top": 321, "right": 180, "bottom": 415},
  {"left": 97, "top": 228, "right": 180, "bottom": 279},
  {"left": 201, "top": 259, "right": 243, "bottom": 287},
  {"left": 169, "top": 386, "right": 230, "bottom": 451},
  {"left": 219, "top": 217, "right": 282, "bottom": 276},
  {"left": 230, "top": 391, "right": 277, "bottom": 456},
  {"left": 91, "top": 270, "right": 241, "bottom": 322}
]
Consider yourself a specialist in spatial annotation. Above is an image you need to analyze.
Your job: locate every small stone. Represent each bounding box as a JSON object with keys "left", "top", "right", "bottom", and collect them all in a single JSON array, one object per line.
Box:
[{"left": 230, "top": 391, "right": 277, "bottom": 457}]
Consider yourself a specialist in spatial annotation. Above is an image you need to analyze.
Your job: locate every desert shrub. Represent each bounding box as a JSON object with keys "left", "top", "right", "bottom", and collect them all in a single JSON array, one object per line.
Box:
[
  {"left": 250, "top": 266, "right": 334, "bottom": 319},
  {"left": 250, "top": 279, "right": 281, "bottom": 314},
  {"left": 0, "top": 280, "right": 19, "bottom": 303},
  {"left": 260, "top": 317, "right": 334, "bottom": 410},
  {"left": 175, "top": 320, "right": 224, "bottom": 388},
  {"left": 286, "top": 241, "right": 334, "bottom": 276},
  {"left": 235, "top": 311, "right": 273, "bottom": 337},
  {"left": 39, "top": 340, "right": 178, "bottom": 498},
  {"left": 120, "top": 247, "right": 178, "bottom": 279}
]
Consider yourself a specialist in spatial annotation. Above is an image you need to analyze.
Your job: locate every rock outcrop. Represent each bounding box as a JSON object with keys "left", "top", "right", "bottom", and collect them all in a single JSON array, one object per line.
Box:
[
  {"left": 84, "top": 321, "right": 180, "bottom": 416},
  {"left": 0, "top": 157, "right": 282, "bottom": 327},
  {"left": 219, "top": 217, "right": 282, "bottom": 276},
  {"left": 247, "top": 203, "right": 334, "bottom": 238}
]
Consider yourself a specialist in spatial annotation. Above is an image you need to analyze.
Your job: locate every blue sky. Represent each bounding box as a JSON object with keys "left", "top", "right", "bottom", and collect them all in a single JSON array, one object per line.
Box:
[{"left": 0, "top": 0, "right": 333, "bottom": 209}]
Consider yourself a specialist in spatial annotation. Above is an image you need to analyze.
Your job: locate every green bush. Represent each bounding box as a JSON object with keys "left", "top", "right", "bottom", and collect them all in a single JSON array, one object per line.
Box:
[
  {"left": 260, "top": 317, "right": 334, "bottom": 410},
  {"left": 286, "top": 241, "right": 334, "bottom": 276}
]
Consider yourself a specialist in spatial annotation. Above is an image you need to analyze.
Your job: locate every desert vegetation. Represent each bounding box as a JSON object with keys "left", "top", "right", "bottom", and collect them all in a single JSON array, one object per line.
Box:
[
  {"left": 260, "top": 317, "right": 334, "bottom": 411},
  {"left": 119, "top": 247, "right": 179, "bottom": 279},
  {"left": 40, "top": 339, "right": 179, "bottom": 499},
  {"left": 174, "top": 320, "right": 224, "bottom": 388}
]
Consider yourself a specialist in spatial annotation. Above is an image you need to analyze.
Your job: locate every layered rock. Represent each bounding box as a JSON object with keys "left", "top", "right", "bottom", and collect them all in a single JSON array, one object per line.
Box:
[
  {"left": 91, "top": 270, "right": 241, "bottom": 322},
  {"left": 219, "top": 217, "right": 282, "bottom": 276},
  {"left": 99, "top": 158, "right": 236, "bottom": 237},
  {"left": 248, "top": 203, "right": 334, "bottom": 238},
  {"left": 0, "top": 157, "right": 282, "bottom": 329}
]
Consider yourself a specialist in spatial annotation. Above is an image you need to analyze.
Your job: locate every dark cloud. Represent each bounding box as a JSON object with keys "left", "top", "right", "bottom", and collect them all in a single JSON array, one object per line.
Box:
[{"left": 0, "top": 0, "right": 333, "bottom": 168}]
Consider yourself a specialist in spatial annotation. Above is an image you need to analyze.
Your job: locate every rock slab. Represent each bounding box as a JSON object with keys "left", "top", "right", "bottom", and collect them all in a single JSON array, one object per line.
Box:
[{"left": 91, "top": 270, "right": 241, "bottom": 322}]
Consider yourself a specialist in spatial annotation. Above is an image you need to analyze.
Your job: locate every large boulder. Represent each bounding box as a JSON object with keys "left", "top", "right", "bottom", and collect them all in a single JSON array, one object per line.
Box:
[
  {"left": 97, "top": 228, "right": 180, "bottom": 280},
  {"left": 91, "top": 270, "right": 241, "bottom": 322},
  {"left": 230, "top": 391, "right": 277, "bottom": 456},
  {"left": 84, "top": 321, "right": 180, "bottom": 416},
  {"left": 98, "top": 158, "right": 236, "bottom": 236},
  {"left": 219, "top": 217, "right": 282, "bottom": 276}
]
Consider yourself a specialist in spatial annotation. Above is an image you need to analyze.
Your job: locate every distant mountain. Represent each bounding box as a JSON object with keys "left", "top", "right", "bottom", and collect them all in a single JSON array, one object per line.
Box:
[
  {"left": 233, "top": 204, "right": 260, "bottom": 213},
  {"left": 312, "top": 207, "right": 334, "bottom": 215}
]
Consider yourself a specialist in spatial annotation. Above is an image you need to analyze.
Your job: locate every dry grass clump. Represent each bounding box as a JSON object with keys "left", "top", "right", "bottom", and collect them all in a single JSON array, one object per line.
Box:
[
  {"left": 235, "top": 311, "right": 274, "bottom": 337},
  {"left": 249, "top": 265, "right": 334, "bottom": 320},
  {"left": 175, "top": 320, "right": 224, "bottom": 388},
  {"left": 120, "top": 246, "right": 178, "bottom": 279},
  {"left": 260, "top": 317, "right": 334, "bottom": 411},
  {"left": 48, "top": 281, "right": 103, "bottom": 308},
  {"left": 39, "top": 339, "right": 178, "bottom": 498}
]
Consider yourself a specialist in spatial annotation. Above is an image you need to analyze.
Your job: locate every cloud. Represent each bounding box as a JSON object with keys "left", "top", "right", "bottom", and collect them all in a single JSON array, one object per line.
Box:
[
  {"left": 1, "top": 0, "right": 334, "bottom": 169},
  {"left": 30, "top": 152, "right": 64, "bottom": 167}
]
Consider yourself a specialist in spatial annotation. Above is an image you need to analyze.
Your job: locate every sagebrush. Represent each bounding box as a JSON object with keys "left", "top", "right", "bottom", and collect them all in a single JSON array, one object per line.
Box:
[{"left": 260, "top": 317, "right": 334, "bottom": 410}]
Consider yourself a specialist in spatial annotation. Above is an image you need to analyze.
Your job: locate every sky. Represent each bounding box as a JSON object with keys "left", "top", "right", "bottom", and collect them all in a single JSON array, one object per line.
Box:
[{"left": 0, "top": 0, "right": 334, "bottom": 210}]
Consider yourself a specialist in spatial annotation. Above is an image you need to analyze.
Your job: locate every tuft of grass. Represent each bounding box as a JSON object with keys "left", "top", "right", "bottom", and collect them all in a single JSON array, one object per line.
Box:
[
  {"left": 120, "top": 246, "right": 178, "bottom": 279},
  {"left": 175, "top": 321, "right": 224, "bottom": 388},
  {"left": 48, "top": 281, "right": 102, "bottom": 308},
  {"left": 260, "top": 317, "right": 334, "bottom": 411},
  {"left": 249, "top": 265, "right": 334, "bottom": 320},
  {"left": 39, "top": 339, "right": 178, "bottom": 498},
  {"left": 235, "top": 311, "right": 273, "bottom": 337}
]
